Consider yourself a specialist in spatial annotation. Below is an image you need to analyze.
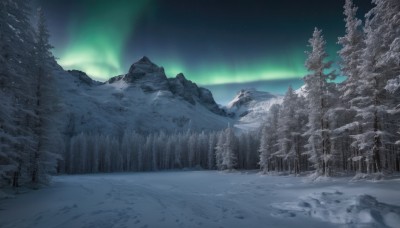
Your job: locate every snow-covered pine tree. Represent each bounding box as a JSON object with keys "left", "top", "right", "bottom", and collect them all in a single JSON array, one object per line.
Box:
[
  {"left": 85, "top": 134, "right": 98, "bottom": 173},
  {"left": 198, "top": 131, "right": 208, "bottom": 168},
  {"left": 258, "top": 126, "right": 269, "bottom": 174},
  {"left": 164, "top": 136, "right": 173, "bottom": 170},
  {"left": 6, "top": 0, "right": 39, "bottom": 187},
  {"left": 330, "top": 0, "right": 365, "bottom": 175},
  {"left": 276, "top": 86, "right": 298, "bottom": 173},
  {"left": 174, "top": 134, "right": 183, "bottom": 169},
  {"left": 237, "top": 133, "right": 247, "bottom": 169},
  {"left": 215, "top": 131, "right": 225, "bottom": 170},
  {"left": 222, "top": 126, "right": 237, "bottom": 171},
  {"left": 303, "top": 28, "right": 336, "bottom": 177},
  {"left": 338, "top": 0, "right": 364, "bottom": 102},
  {"left": 374, "top": 0, "right": 400, "bottom": 173},
  {"left": 121, "top": 131, "right": 133, "bottom": 171},
  {"left": 103, "top": 135, "right": 112, "bottom": 172},
  {"left": 207, "top": 132, "right": 217, "bottom": 169},
  {"left": 0, "top": 0, "right": 18, "bottom": 187},
  {"left": 188, "top": 133, "right": 197, "bottom": 168},
  {"left": 386, "top": 77, "right": 400, "bottom": 148},
  {"left": 258, "top": 104, "right": 280, "bottom": 173},
  {"left": 249, "top": 132, "right": 259, "bottom": 169},
  {"left": 29, "top": 7, "right": 59, "bottom": 185},
  {"left": 143, "top": 134, "right": 152, "bottom": 171},
  {"left": 351, "top": 0, "right": 400, "bottom": 174},
  {"left": 69, "top": 133, "right": 87, "bottom": 174},
  {"left": 293, "top": 95, "right": 309, "bottom": 173},
  {"left": 277, "top": 86, "right": 309, "bottom": 174}
]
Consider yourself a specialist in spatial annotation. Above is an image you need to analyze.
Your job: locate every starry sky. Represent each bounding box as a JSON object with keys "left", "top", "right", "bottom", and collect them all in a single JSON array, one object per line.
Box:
[{"left": 33, "top": 0, "right": 373, "bottom": 104}]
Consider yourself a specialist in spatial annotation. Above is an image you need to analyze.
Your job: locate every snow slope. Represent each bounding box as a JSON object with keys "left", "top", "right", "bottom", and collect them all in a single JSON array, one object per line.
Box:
[
  {"left": 52, "top": 57, "right": 232, "bottom": 136},
  {"left": 1, "top": 171, "right": 399, "bottom": 228},
  {"left": 226, "top": 89, "right": 283, "bottom": 131}
]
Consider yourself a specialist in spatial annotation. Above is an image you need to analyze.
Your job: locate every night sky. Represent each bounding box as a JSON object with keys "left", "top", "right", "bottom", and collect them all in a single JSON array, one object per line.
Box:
[{"left": 33, "top": 0, "right": 373, "bottom": 104}]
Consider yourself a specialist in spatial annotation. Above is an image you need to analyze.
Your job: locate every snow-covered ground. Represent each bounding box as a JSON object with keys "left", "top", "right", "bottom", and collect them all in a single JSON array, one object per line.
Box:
[{"left": 1, "top": 171, "right": 399, "bottom": 228}]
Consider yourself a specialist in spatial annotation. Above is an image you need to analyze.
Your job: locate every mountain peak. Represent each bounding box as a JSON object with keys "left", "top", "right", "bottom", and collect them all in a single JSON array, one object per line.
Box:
[
  {"left": 227, "top": 89, "right": 275, "bottom": 109},
  {"left": 130, "top": 56, "right": 158, "bottom": 68},
  {"left": 67, "top": 70, "right": 100, "bottom": 86},
  {"left": 137, "top": 56, "right": 153, "bottom": 65},
  {"left": 105, "top": 57, "right": 225, "bottom": 115},
  {"left": 128, "top": 56, "right": 162, "bottom": 75},
  {"left": 176, "top": 73, "right": 186, "bottom": 80}
]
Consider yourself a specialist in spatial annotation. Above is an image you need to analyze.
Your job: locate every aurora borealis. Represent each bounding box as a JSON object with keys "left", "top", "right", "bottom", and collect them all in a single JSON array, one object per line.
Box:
[
  {"left": 39, "top": 0, "right": 152, "bottom": 78},
  {"left": 34, "top": 0, "right": 373, "bottom": 104}
]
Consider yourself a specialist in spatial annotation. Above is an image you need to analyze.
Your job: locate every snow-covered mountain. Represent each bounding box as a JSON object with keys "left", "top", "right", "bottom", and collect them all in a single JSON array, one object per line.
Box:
[
  {"left": 53, "top": 57, "right": 232, "bottom": 136},
  {"left": 51, "top": 57, "right": 289, "bottom": 137},
  {"left": 226, "top": 89, "right": 283, "bottom": 131},
  {"left": 295, "top": 85, "right": 307, "bottom": 97}
]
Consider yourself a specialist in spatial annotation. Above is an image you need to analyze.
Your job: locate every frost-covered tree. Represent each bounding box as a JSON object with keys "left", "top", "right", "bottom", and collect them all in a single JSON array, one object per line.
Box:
[
  {"left": 215, "top": 131, "right": 225, "bottom": 170},
  {"left": 29, "top": 7, "right": 59, "bottom": 185},
  {"left": 276, "top": 86, "right": 308, "bottom": 174},
  {"left": 214, "top": 127, "right": 238, "bottom": 171},
  {"left": 198, "top": 131, "right": 208, "bottom": 168},
  {"left": 207, "top": 132, "right": 217, "bottom": 169},
  {"left": 188, "top": 133, "right": 197, "bottom": 168},
  {"left": 222, "top": 126, "right": 237, "bottom": 171},
  {"left": 120, "top": 131, "right": 133, "bottom": 171},
  {"left": 276, "top": 86, "right": 297, "bottom": 172},
  {"left": 237, "top": 133, "right": 247, "bottom": 169},
  {"left": 386, "top": 77, "right": 400, "bottom": 146},
  {"left": 258, "top": 127, "right": 270, "bottom": 173},
  {"left": 258, "top": 104, "right": 280, "bottom": 173},
  {"left": 350, "top": 0, "right": 400, "bottom": 174},
  {"left": 303, "top": 28, "right": 336, "bottom": 177},
  {"left": 331, "top": 0, "right": 365, "bottom": 175},
  {"left": 0, "top": 0, "right": 40, "bottom": 187},
  {"left": 338, "top": 0, "right": 364, "bottom": 103}
]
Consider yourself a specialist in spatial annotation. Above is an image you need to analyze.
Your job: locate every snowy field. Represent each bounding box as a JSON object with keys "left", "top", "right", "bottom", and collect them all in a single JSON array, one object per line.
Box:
[{"left": 1, "top": 171, "right": 400, "bottom": 228}]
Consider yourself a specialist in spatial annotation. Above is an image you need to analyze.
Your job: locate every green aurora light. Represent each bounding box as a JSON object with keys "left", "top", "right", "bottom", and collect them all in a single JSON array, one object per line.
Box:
[
  {"left": 57, "top": 0, "right": 152, "bottom": 79},
  {"left": 158, "top": 46, "right": 337, "bottom": 85},
  {"left": 51, "top": 0, "right": 341, "bottom": 86},
  {"left": 161, "top": 59, "right": 307, "bottom": 85}
]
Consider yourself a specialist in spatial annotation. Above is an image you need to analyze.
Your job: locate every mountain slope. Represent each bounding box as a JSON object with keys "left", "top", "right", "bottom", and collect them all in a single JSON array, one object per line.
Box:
[
  {"left": 53, "top": 57, "right": 231, "bottom": 137},
  {"left": 226, "top": 89, "right": 283, "bottom": 131}
]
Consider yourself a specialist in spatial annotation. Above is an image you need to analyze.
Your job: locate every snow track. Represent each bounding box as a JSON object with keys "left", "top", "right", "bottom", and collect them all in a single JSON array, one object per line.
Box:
[{"left": 0, "top": 171, "right": 399, "bottom": 228}]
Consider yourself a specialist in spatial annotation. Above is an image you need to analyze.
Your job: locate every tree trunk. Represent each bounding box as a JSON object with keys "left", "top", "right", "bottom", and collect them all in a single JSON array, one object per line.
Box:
[{"left": 373, "top": 109, "right": 382, "bottom": 173}]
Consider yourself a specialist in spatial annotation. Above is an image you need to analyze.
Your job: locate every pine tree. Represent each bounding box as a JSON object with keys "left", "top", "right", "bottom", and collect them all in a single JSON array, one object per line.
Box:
[
  {"left": 276, "top": 86, "right": 309, "bottom": 174},
  {"left": 303, "top": 28, "right": 336, "bottom": 177},
  {"left": 222, "top": 126, "right": 237, "bottom": 171},
  {"left": 258, "top": 127, "right": 270, "bottom": 173},
  {"left": 352, "top": 0, "right": 400, "bottom": 174},
  {"left": 338, "top": 0, "right": 364, "bottom": 102},
  {"left": 188, "top": 133, "right": 197, "bottom": 168},
  {"left": 0, "top": 1, "right": 18, "bottom": 187},
  {"left": 215, "top": 131, "right": 225, "bottom": 170},
  {"left": 29, "top": 7, "right": 58, "bottom": 185},
  {"left": 276, "top": 86, "right": 298, "bottom": 172},
  {"left": 207, "top": 132, "right": 217, "bottom": 169},
  {"left": 6, "top": 0, "right": 38, "bottom": 187},
  {"left": 258, "top": 104, "right": 280, "bottom": 173},
  {"left": 331, "top": 0, "right": 365, "bottom": 175}
]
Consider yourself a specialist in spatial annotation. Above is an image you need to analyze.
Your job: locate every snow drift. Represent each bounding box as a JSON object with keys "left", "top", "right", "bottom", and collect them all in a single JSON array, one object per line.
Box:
[{"left": 272, "top": 190, "right": 400, "bottom": 228}]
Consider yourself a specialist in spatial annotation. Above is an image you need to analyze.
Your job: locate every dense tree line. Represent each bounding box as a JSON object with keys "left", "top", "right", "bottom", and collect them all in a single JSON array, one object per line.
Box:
[
  {"left": 0, "top": 0, "right": 59, "bottom": 188},
  {"left": 259, "top": 0, "right": 400, "bottom": 178},
  {"left": 64, "top": 129, "right": 261, "bottom": 174}
]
